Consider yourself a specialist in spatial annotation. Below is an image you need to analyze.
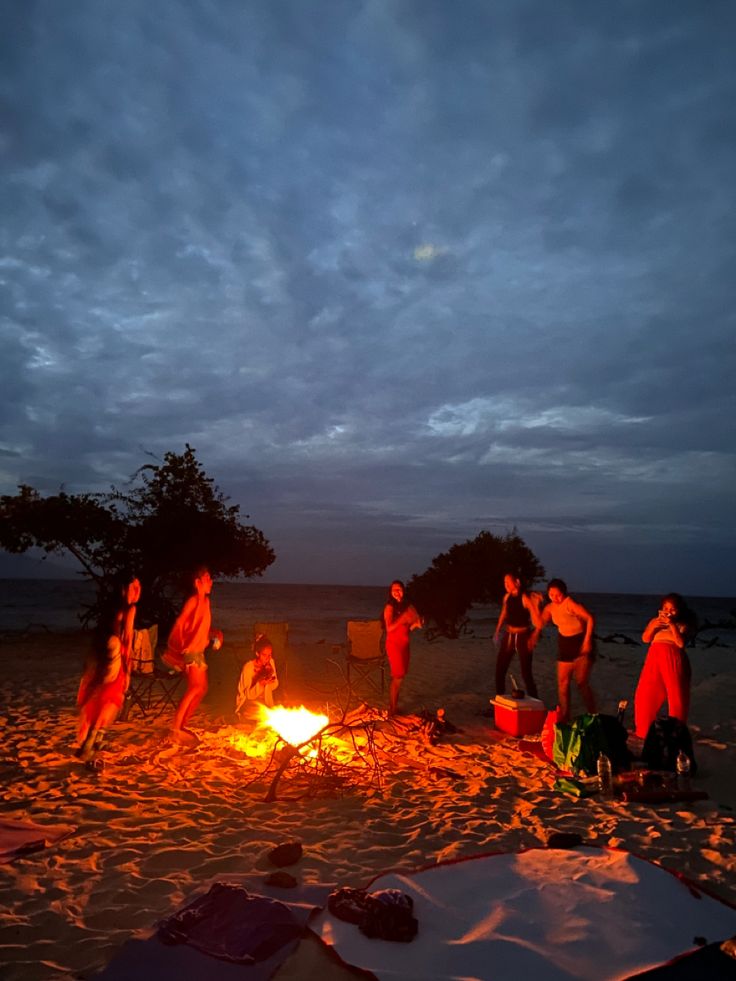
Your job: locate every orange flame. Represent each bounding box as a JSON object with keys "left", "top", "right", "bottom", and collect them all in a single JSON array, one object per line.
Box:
[{"left": 261, "top": 705, "right": 329, "bottom": 746}]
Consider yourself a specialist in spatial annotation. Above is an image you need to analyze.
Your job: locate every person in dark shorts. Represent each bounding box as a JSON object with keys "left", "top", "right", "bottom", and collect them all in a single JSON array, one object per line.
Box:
[
  {"left": 165, "top": 567, "right": 222, "bottom": 745},
  {"left": 531, "top": 578, "right": 596, "bottom": 723}
]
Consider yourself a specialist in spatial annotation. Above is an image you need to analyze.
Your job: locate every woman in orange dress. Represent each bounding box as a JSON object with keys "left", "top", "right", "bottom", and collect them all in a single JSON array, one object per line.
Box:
[
  {"left": 383, "top": 580, "right": 422, "bottom": 716},
  {"left": 76, "top": 575, "right": 141, "bottom": 760}
]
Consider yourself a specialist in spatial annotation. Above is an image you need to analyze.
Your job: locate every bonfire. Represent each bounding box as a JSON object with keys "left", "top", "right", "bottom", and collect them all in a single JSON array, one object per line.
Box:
[{"left": 227, "top": 703, "right": 385, "bottom": 802}]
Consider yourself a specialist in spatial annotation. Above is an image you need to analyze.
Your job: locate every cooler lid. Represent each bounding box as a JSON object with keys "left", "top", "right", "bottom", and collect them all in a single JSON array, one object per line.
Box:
[{"left": 492, "top": 695, "right": 546, "bottom": 711}]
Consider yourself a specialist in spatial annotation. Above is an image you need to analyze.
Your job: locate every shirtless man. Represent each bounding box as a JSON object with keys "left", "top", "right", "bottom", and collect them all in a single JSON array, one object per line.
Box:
[{"left": 166, "top": 566, "right": 222, "bottom": 744}]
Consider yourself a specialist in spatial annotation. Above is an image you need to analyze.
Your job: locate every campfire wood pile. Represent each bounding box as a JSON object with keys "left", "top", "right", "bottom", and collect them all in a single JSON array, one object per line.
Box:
[
  {"left": 225, "top": 703, "right": 388, "bottom": 802},
  {"left": 218, "top": 703, "right": 459, "bottom": 802},
  {"left": 263, "top": 718, "right": 385, "bottom": 802}
]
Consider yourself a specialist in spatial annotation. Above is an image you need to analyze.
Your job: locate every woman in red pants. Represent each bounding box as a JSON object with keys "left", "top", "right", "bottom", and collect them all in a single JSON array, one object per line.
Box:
[{"left": 634, "top": 593, "right": 695, "bottom": 739}]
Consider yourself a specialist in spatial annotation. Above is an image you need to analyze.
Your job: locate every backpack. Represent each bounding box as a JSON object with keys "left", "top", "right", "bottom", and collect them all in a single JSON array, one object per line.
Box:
[
  {"left": 553, "top": 713, "right": 631, "bottom": 776},
  {"left": 641, "top": 717, "right": 697, "bottom": 775}
]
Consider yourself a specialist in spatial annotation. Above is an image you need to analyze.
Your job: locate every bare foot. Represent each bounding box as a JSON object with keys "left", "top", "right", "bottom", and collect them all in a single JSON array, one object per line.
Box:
[{"left": 172, "top": 728, "right": 199, "bottom": 747}]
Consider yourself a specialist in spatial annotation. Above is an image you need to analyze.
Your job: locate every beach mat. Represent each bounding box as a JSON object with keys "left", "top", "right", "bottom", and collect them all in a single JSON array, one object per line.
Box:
[
  {"left": 0, "top": 818, "right": 75, "bottom": 862},
  {"left": 624, "top": 940, "right": 736, "bottom": 979},
  {"left": 95, "top": 878, "right": 333, "bottom": 981},
  {"left": 94, "top": 934, "right": 297, "bottom": 981},
  {"left": 311, "top": 847, "right": 736, "bottom": 981}
]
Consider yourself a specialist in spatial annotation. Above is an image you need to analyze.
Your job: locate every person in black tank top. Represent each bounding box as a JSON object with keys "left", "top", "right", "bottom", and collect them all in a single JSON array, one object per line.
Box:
[
  {"left": 493, "top": 574, "right": 542, "bottom": 698},
  {"left": 505, "top": 592, "right": 530, "bottom": 629}
]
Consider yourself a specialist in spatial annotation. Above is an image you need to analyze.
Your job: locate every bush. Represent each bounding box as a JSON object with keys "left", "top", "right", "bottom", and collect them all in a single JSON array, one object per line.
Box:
[
  {"left": 407, "top": 529, "right": 544, "bottom": 639},
  {"left": 0, "top": 445, "right": 275, "bottom": 629}
]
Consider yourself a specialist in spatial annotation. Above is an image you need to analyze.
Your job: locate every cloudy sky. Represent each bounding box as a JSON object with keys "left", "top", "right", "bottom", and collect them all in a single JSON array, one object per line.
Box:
[{"left": 1, "top": 0, "right": 735, "bottom": 595}]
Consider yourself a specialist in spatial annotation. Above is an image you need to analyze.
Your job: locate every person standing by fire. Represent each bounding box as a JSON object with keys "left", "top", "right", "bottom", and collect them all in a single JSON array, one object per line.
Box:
[
  {"left": 383, "top": 580, "right": 423, "bottom": 717},
  {"left": 530, "top": 578, "right": 596, "bottom": 723},
  {"left": 76, "top": 573, "right": 141, "bottom": 761},
  {"left": 634, "top": 593, "right": 695, "bottom": 739},
  {"left": 164, "top": 566, "right": 222, "bottom": 746},
  {"left": 493, "top": 573, "right": 542, "bottom": 699}
]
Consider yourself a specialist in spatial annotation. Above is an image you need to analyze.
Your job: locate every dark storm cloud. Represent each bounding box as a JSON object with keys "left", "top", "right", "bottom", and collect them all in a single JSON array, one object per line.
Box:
[{"left": 1, "top": 0, "right": 735, "bottom": 593}]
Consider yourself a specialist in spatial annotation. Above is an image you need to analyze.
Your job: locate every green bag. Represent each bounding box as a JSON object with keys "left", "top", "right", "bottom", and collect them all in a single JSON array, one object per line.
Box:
[
  {"left": 554, "top": 776, "right": 597, "bottom": 798},
  {"left": 553, "top": 713, "right": 610, "bottom": 776}
]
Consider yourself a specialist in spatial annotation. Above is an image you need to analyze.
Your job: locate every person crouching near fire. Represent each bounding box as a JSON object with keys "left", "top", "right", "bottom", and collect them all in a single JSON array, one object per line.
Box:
[
  {"left": 235, "top": 633, "right": 279, "bottom": 717},
  {"left": 164, "top": 566, "right": 223, "bottom": 746}
]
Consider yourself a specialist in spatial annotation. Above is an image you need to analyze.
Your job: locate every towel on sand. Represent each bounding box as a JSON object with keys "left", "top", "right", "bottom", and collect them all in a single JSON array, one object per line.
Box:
[
  {"left": 0, "top": 818, "right": 75, "bottom": 862},
  {"left": 157, "top": 882, "right": 302, "bottom": 964},
  {"left": 95, "top": 878, "right": 333, "bottom": 981}
]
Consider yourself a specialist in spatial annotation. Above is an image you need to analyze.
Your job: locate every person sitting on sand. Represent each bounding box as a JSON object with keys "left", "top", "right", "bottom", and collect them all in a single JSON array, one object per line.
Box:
[
  {"left": 530, "top": 578, "right": 596, "bottom": 723},
  {"left": 76, "top": 574, "right": 141, "bottom": 760},
  {"left": 235, "top": 633, "right": 279, "bottom": 715},
  {"left": 493, "top": 573, "right": 543, "bottom": 698},
  {"left": 164, "top": 566, "right": 222, "bottom": 745},
  {"left": 383, "top": 580, "right": 423, "bottom": 717},
  {"left": 634, "top": 593, "right": 696, "bottom": 740}
]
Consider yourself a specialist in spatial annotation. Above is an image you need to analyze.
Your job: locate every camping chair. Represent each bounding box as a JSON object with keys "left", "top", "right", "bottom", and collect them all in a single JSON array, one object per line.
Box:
[
  {"left": 119, "top": 625, "right": 185, "bottom": 722},
  {"left": 253, "top": 621, "right": 289, "bottom": 698},
  {"left": 345, "top": 619, "right": 385, "bottom": 695}
]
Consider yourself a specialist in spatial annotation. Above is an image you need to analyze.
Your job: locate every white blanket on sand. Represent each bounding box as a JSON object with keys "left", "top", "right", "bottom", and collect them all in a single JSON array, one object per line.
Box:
[{"left": 312, "top": 847, "right": 736, "bottom": 981}]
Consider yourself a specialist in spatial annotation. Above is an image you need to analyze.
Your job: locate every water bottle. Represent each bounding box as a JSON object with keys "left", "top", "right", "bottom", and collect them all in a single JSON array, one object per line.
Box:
[
  {"left": 676, "top": 750, "right": 691, "bottom": 791},
  {"left": 597, "top": 752, "right": 613, "bottom": 798},
  {"left": 616, "top": 700, "right": 628, "bottom": 725}
]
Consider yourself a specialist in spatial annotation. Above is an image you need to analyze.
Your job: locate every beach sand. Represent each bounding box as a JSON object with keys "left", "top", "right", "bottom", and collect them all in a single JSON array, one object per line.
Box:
[{"left": 1, "top": 623, "right": 735, "bottom": 980}]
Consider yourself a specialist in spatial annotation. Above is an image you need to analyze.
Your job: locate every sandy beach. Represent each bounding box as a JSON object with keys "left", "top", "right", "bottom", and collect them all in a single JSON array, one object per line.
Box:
[{"left": 1, "top": 619, "right": 735, "bottom": 980}]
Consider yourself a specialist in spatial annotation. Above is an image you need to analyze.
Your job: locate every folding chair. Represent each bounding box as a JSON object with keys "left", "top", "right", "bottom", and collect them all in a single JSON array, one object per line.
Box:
[
  {"left": 253, "top": 621, "right": 289, "bottom": 697},
  {"left": 345, "top": 619, "right": 385, "bottom": 695},
  {"left": 119, "top": 625, "right": 185, "bottom": 722}
]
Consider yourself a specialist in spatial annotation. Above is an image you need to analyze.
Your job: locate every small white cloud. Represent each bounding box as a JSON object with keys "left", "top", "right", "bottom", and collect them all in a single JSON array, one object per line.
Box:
[
  {"left": 521, "top": 406, "right": 651, "bottom": 431},
  {"left": 427, "top": 397, "right": 509, "bottom": 436},
  {"left": 413, "top": 243, "right": 446, "bottom": 262}
]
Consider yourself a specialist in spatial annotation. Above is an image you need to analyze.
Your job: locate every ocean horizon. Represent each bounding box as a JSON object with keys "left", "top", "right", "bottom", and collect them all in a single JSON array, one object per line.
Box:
[{"left": 1, "top": 578, "right": 734, "bottom": 648}]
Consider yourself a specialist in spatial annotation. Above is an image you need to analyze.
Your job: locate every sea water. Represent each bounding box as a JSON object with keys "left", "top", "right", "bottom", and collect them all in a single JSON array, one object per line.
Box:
[{"left": 1, "top": 579, "right": 734, "bottom": 649}]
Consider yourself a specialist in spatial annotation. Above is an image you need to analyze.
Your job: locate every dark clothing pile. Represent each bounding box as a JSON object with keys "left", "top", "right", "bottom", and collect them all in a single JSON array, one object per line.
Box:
[
  {"left": 328, "top": 886, "right": 418, "bottom": 942},
  {"left": 157, "top": 882, "right": 302, "bottom": 964},
  {"left": 418, "top": 708, "right": 460, "bottom": 745}
]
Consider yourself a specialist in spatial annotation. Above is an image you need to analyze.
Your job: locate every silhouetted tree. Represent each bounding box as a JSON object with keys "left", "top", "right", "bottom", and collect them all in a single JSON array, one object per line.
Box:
[
  {"left": 407, "top": 529, "right": 544, "bottom": 639},
  {"left": 0, "top": 445, "right": 275, "bottom": 629}
]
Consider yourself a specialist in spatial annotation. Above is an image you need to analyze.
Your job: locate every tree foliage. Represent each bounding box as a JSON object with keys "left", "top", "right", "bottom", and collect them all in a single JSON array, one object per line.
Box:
[
  {"left": 0, "top": 446, "right": 275, "bottom": 628},
  {"left": 407, "top": 529, "right": 545, "bottom": 640}
]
